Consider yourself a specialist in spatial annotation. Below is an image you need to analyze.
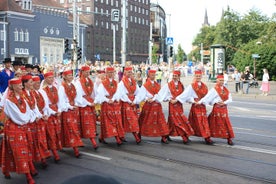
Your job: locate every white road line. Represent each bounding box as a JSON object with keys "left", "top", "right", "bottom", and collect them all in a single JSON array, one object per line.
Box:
[
  {"left": 233, "top": 107, "right": 250, "bottom": 112},
  {"left": 171, "top": 137, "right": 276, "bottom": 155},
  {"left": 233, "top": 101, "right": 276, "bottom": 107},
  {"left": 218, "top": 144, "right": 276, "bottom": 155},
  {"left": 235, "top": 131, "right": 276, "bottom": 138},
  {"left": 80, "top": 151, "right": 112, "bottom": 160},
  {"left": 233, "top": 127, "right": 253, "bottom": 131}
]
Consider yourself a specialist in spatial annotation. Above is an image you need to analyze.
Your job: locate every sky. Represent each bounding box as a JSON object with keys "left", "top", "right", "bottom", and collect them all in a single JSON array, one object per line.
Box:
[{"left": 151, "top": 0, "right": 276, "bottom": 53}]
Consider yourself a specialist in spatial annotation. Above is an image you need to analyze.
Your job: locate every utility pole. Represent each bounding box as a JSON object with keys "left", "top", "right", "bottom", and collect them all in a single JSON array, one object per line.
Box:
[
  {"left": 200, "top": 43, "right": 203, "bottom": 67},
  {"left": 149, "top": 22, "right": 153, "bottom": 65},
  {"left": 121, "top": 0, "right": 127, "bottom": 66},
  {"left": 72, "top": 0, "right": 79, "bottom": 70},
  {"left": 113, "top": 24, "right": 116, "bottom": 65}
]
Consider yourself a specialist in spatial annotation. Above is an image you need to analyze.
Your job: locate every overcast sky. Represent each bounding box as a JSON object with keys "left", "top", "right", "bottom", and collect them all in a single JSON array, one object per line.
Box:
[{"left": 151, "top": 0, "right": 276, "bottom": 53}]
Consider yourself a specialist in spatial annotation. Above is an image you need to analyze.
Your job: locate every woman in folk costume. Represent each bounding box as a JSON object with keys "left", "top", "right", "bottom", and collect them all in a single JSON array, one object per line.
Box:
[
  {"left": 74, "top": 66, "right": 98, "bottom": 150},
  {"left": 137, "top": 69, "right": 170, "bottom": 144},
  {"left": 199, "top": 75, "right": 235, "bottom": 145},
  {"left": 58, "top": 70, "right": 84, "bottom": 157},
  {"left": 176, "top": 70, "right": 213, "bottom": 145},
  {"left": 157, "top": 70, "right": 194, "bottom": 144},
  {"left": 31, "top": 76, "right": 52, "bottom": 168},
  {"left": 118, "top": 66, "right": 141, "bottom": 144},
  {"left": 95, "top": 66, "right": 125, "bottom": 145},
  {"left": 0, "top": 78, "right": 37, "bottom": 184},
  {"left": 40, "top": 71, "right": 62, "bottom": 163},
  {"left": 21, "top": 75, "right": 47, "bottom": 175}
]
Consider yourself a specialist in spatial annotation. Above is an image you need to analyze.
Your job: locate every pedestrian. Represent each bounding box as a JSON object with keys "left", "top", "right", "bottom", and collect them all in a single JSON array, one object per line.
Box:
[
  {"left": 199, "top": 75, "right": 235, "bottom": 145},
  {"left": 0, "top": 58, "right": 15, "bottom": 94},
  {"left": 40, "top": 71, "right": 63, "bottom": 163},
  {"left": 156, "top": 68, "right": 162, "bottom": 84},
  {"left": 137, "top": 69, "right": 169, "bottom": 144},
  {"left": 176, "top": 70, "right": 213, "bottom": 145},
  {"left": 223, "top": 70, "right": 228, "bottom": 87},
  {"left": 0, "top": 78, "right": 37, "bottom": 184},
  {"left": 260, "top": 68, "right": 270, "bottom": 96},
  {"left": 31, "top": 76, "right": 52, "bottom": 168},
  {"left": 58, "top": 70, "right": 84, "bottom": 157},
  {"left": 157, "top": 70, "right": 194, "bottom": 144},
  {"left": 135, "top": 71, "right": 143, "bottom": 88},
  {"left": 21, "top": 75, "right": 44, "bottom": 176},
  {"left": 232, "top": 69, "right": 241, "bottom": 93},
  {"left": 95, "top": 66, "right": 125, "bottom": 145},
  {"left": 74, "top": 66, "right": 98, "bottom": 150},
  {"left": 241, "top": 69, "right": 251, "bottom": 94},
  {"left": 118, "top": 66, "right": 141, "bottom": 144}
]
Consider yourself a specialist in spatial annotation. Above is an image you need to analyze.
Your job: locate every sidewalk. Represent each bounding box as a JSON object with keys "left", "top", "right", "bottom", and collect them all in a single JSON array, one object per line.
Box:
[{"left": 178, "top": 75, "right": 276, "bottom": 101}]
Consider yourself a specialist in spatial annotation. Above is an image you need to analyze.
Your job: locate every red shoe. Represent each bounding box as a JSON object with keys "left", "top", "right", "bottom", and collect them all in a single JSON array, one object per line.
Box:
[
  {"left": 205, "top": 137, "right": 214, "bottom": 145},
  {"left": 182, "top": 136, "right": 189, "bottom": 144},
  {"left": 3, "top": 172, "right": 11, "bottom": 179},
  {"left": 115, "top": 136, "right": 122, "bottom": 146},
  {"left": 161, "top": 136, "right": 169, "bottom": 144},
  {"left": 26, "top": 173, "right": 36, "bottom": 184},
  {"left": 227, "top": 138, "right": 234, "bottom": 146},
  {"left": 133, "top": 132, "right": 141, "bottom": 144},
  {"left": 73, "top": 147, "right": 81, "bottom": 158}
]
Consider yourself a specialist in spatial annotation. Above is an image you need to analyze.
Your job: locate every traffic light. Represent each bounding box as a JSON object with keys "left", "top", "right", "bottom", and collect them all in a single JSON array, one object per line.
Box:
[
  {"left": 64, "top": 39, "right": 69, "bottom": 53},
  {"left": 169, "top": 46, "right": 173, "bottom": 57},
  {"left": 77, "top": 47, "right": 82, "bottom": 61}
]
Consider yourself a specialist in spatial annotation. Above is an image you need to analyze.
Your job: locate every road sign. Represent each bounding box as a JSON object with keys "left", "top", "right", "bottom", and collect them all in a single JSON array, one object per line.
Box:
[
  {"left": 252, "top": 54, "right": 260, "bottom": 58},
  {"left": 166, "top": 37, "right": 173, "bottom": 45},
  {"left": 111, "top": 9, "right": 120, "bottom": 22}
]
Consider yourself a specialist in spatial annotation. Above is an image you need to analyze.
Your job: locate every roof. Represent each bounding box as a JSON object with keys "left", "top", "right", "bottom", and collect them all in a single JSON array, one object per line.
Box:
[{"left": 0, "top": 0, "right": 31, "bottom": 14}]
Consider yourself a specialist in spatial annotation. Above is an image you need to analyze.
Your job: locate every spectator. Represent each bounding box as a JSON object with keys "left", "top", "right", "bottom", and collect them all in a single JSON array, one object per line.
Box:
[
  {"left": 223, "top": 70, "right": 228, "bottom": 87},
  {"left": 241, "top": 69, "right": 251, "bottom": 94},
  {"left": 260, "top": 68, "right": 270, "bottom": 96},
  {"left": 232, "top": 69, "right": 241, "bottom": 93}
]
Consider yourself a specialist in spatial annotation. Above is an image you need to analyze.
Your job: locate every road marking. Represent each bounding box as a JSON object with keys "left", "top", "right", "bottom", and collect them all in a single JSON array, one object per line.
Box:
[
  {"left": 171, "top": 137, "right": 276, "bottom": 155},
  {"left": 80, "top": 151, "right": 112, "bottom": 160},
  {"left": 218, "top": 144, "right": 276, "bottom": 155},
  {"left": 235, "top": 131, "right": 276, "bottom": 138},
  {"left": 233, "top": 127, "right": 252, "bottom": 131},
  {"left": 233, "top": 107, "right": 250, "bottom": 111},
  {"left": 233, "top": 101, "right": 276, "bottom": 107}
]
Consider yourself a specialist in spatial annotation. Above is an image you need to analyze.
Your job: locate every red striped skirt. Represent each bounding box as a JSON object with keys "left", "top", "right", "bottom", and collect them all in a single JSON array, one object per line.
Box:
[
  {"left": 79, "top": 106, "right": 97, "bottom": 138},
  {"left": 208, "top": 104, "right": 235, "bottom": 139},
  {"left": 45, "top": 115, "right": 62, "bottom": 150},
  {"left": 61, "top": 109, "right": 84, "bottom": 147},
  {"left": 188, "top": 104, "right": 211, "bottom": 138},
  {"left": 0, "top": 120, "right": 32, "bottom": 174},
  {"left": 100, "top": 102, "right": 125, "bottom": 138},
  {"left": 139, "top": 101, "right": 169, "bottom": 137},
  {"left": 121, "top": 102, "right": 139, "bottom": 133},
  {"left": 168, "top": 102, "right": 194, "bottom": 137}
]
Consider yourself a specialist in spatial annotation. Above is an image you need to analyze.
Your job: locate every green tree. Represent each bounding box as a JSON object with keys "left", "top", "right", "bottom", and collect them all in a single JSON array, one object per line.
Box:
[
  {"left": 151, "top": 44, "right": 159, "bottom": 64},
  {"left": 176, "top": 44, "right": 186, "bottom": 64}
]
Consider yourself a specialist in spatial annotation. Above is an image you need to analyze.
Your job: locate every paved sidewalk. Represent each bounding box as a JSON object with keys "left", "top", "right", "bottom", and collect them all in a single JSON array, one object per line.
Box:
[{"left": 178, "top": 75, "right": 276, "bottom": 101}]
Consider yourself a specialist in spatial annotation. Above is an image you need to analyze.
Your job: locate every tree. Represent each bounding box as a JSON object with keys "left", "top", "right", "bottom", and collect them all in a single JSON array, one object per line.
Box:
[
  {"left": 176, "top": 44, "right": 186, "bottom": 64},
  {"left": 151, "top": 44, "right": 159, "bottom": 64}
]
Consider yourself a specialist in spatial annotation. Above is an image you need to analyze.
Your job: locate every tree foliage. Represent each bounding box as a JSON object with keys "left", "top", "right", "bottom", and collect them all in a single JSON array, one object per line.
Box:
[
  {"left": 189, "top": 6, "right": 276, "bottom": 80},
  {"left": 176, "top": 44, "right": 186, "bottom": 64}
]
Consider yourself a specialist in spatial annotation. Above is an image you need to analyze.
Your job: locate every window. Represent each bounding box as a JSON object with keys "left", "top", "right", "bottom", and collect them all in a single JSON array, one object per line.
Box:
[
  {"left": 86, "top": 6, "right": 91, "bottom": 12},
  {"left": 0, "top": 30, "right": 4, "bottom": 41},
  {"left": 20, "top": 30, "right": 24, "bottom": 42},
  {"left": 116, "top": 0, "right": 118, "bottom": 7},
  {"left": 14, "top": 29, "right": 18, "bottom": 41},
  {"left": 60, "top": 0, "right": 65, "bottom": 3},
  {"left": 25, "top": 30, "right": 29, "bottom": 42},
  {"left": 95, "top": 20, "right": 98, "bottom": 26},
  {"left": 106, "top": 0, "right": 108, "bottom": 4},
  {"left": 106, "top": 22, "right": 109, "bottom": 29},
  {"left": 111, "top": 0, "right": 113, "bottom": 6},
  {"left": 95, "top": 7, "right": 98, "bottom": 12}
]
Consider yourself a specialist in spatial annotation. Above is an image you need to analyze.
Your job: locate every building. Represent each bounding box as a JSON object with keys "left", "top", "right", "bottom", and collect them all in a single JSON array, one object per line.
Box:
[
  {"left": 0, "top": 0, "right": 86, "bottom": 65},
  {"left": 150, "top": 3, "right": 167, "bottom": 63},
  {"left": 56, "top": 0, "right": 151, "bottom": 64}
]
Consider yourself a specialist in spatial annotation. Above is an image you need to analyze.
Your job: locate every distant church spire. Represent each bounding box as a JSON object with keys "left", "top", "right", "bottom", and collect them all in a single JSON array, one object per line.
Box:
[{"left": 202, "top": 9, "right": 210, "bottom": 27}]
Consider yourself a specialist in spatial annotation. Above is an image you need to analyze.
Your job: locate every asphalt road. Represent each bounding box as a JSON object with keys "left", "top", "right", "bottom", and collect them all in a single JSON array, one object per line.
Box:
[{"left": 1, "top": 96, "right": 275, "bottom": 184}]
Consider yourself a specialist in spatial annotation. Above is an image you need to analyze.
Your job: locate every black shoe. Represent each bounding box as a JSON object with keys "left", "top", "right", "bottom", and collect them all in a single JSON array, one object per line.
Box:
[
  {"left": 167, "top": 136, "right": 172, "bottom": 141},
  {"left": 205, "top": 138, "right": 214, "bottom": 145},
  {"left": 121, "top": 138, "right": 127, "bottom": 142},
  {"left": 4, "top": 173, "right": 11, "bottom": 179},
  {"left": 98, "top": 138, "right": 108, "bottom": 144}
]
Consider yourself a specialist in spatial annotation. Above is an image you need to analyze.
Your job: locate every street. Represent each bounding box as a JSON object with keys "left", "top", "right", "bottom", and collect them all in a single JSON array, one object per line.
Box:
[{"left": 1, "top": 96, "right": 276, "bottom": 184}]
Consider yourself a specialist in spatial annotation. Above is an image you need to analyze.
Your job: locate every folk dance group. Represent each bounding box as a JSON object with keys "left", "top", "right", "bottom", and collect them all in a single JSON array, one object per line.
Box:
[{"left": 0, "top": 66, "right": 235, "bottom": 184}]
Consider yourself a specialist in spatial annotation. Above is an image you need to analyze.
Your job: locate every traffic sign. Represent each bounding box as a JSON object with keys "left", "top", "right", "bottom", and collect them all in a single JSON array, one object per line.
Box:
[
  {"left": 252, "top": 54, "right": 260, "bottom": 58},
  {"left": 166, "top": 37, "right": 173, "bottom": 45},
  {"left": 111, "top": 9, "right": 120, "bottom": 22}
]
